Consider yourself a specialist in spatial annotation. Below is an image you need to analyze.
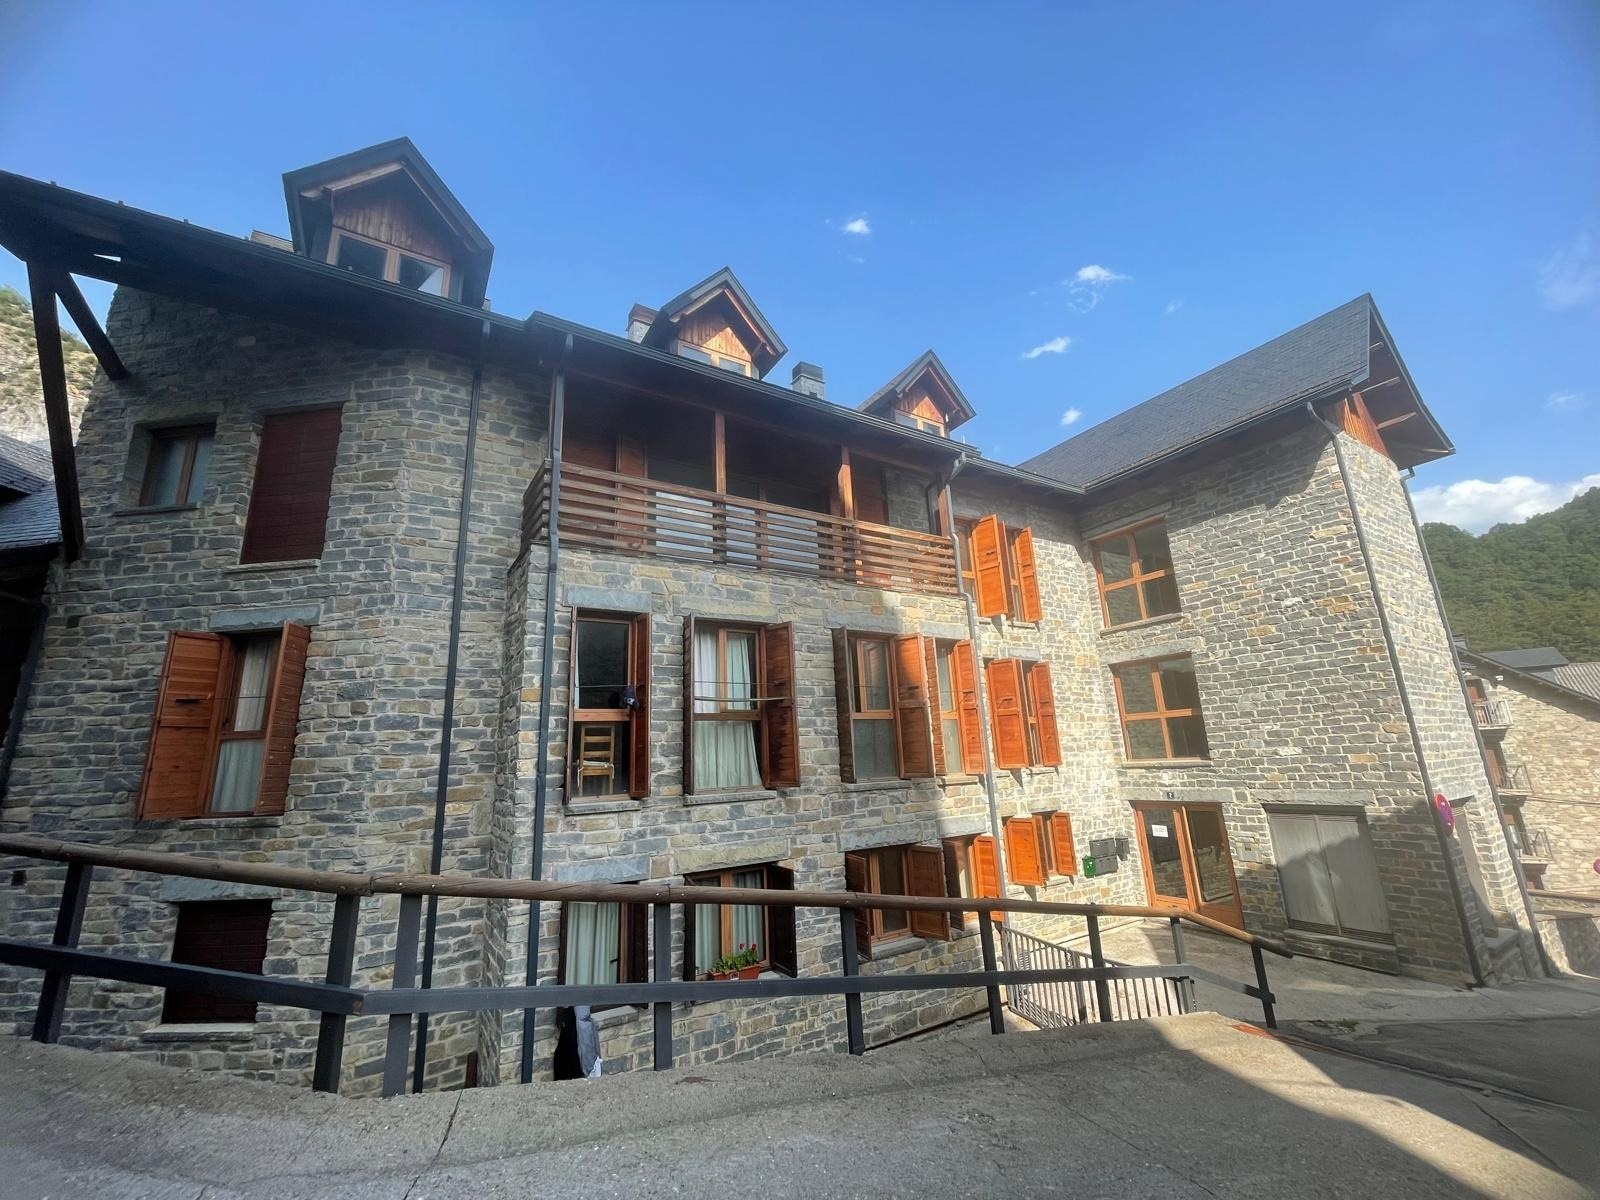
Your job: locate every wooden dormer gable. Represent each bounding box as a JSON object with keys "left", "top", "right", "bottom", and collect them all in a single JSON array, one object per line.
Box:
[
  {"left": 639, "top": 267, "right": 787, "bottom": 379},
  {"left": 282, "top": 138, "right": 494, "bottom": 308},
  {"left": 859, "top": 350, "right": 975, "bottom": 438}
]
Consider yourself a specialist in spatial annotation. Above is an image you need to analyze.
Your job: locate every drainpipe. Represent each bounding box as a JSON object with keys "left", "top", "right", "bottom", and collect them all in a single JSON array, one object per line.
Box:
[
  {"left": 520, "top": 331, "right": 572, "bottom": 1084},
  {"left": 1306, "top": 402, "right": 1485, "bottom": 985},
  {"left": 413, "top": 316, "right": 494, "bottom": 1092},
  {"left": 1399, "top": 467, "right": 1552, "bottom": 975}
]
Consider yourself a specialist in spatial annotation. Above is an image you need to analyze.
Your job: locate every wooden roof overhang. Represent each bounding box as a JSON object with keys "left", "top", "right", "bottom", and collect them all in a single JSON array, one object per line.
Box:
[
  {"left": 859, "top": 350, "right": 977, "bottom": 432},
  {"left": 1354, "top": 308, "right": 1452, "bottom": 470},
  {"left": 638, "top": 267, "right": 788, "bottom": 379}
]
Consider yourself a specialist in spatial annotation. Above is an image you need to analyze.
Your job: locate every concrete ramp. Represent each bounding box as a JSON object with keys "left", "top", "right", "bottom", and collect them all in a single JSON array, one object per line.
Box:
[{"left": 2, "top": 1013, "right": 1594, "bottom": 1199}]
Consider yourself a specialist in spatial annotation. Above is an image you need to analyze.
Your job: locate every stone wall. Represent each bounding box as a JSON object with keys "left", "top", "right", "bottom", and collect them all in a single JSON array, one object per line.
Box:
[{"left": 1493, "top": 675, "right": 1600, "bottom": 895}]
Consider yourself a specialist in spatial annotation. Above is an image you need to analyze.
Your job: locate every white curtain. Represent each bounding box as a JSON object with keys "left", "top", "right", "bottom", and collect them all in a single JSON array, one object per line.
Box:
[
  {"left": 693, "top": 629, "right": 760, "bottom": 789},
  {"left": 732, "top": 868, "right": 764, "bottom": 959},
  {"left": 209, "top": 638, "right": 274, "bottom": 813},
  {"left": 695, "top": 904, "right": 719, "bottom": 976},
  {"left": 566, "top": 901, "right": 621, "bottom": 985}
]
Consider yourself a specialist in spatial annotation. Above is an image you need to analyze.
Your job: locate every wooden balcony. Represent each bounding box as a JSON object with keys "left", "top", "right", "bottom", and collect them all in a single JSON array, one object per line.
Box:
[
  {"left": 1471, "top": 698, "right": 1512, "bottom": 733},
  {"left": 523, "top": 460, "right": 960, "bottom": 595}
]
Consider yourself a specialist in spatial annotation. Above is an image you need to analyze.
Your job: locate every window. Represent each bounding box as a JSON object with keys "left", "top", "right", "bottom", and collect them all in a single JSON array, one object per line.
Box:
[
  {"left": 558, "top": 896, "right": 648, "bottom": 1009},
  {"left": 942, "top": 834, "right": 1000, "bottom": 929},
  {"left": 240, "top": 408, "right": 343, "bottom": 564},
  {"left": 1092, "top": 519, "right": 1180, "bottom": 628},
  {"left": 1031, "top": 811, "right": 1078, "bottom": 879},
  {"left": 139, "top": 425, "right": 213, "bottom": 507},
  {"left": 844, "top": 844, "right": 949, "bottom": 956},
  {"left": 684, "top": 863, "right": 796, "bottom": 978},
  {"left": 684, "top": 619, "right": 799, "bottom": 793},
  {"left": 570, "top": 612, "right": 650, "bottom": 800},
  {"left": 672, "top": 339, "right": 751, "bottom": 376},
  {"left": 960, "top": 514, "right": 1042, "bottom": 621},
  {"left": 832, "top": 631, "right": 944, "bottom": 783},
  {"left": 330, "top": 230, "right": 451, "bottom": 297},
  {"left": 893, "top": 409, "right": 946, "bottom": 437},
  {"left": 1266, "top": 810, "right": 1392, "bottom": 942},
  {"left": 933, "top": 641, "right": 963, "bottom": 773},
  {"left": 985, "top": 658, "right": 1062, "bottom": 769},
  {"left": 163, "top": 900, "right": 272, "bottom": 1023},
  {"left": 136, "top": 623, "right": 310, "bottom": 820},
  {"left": 1111, "top": 656, "right": 1210, "bottom": 762}
]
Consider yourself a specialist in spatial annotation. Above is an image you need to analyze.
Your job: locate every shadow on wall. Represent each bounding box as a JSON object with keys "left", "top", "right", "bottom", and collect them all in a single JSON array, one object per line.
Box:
[{"left": 1540, "top": 910, "right": 1600, "bottom": 977}]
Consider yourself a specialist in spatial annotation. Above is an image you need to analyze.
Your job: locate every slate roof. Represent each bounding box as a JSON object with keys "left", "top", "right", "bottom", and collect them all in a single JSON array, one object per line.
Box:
[
  {"left": 1020, "top": 295, "right": 1382, "bottom": 488},
  {"left": 1549, "top": 664, "right": 1600, "bottom": 703},
  {"left": 1477, "top": 647, "right": 1570, "bottom": 673},
  {"left": 0, "top": 433, "right": 60, "bottom": 553},
  {"left": 1461, "top": 647, "right": 1600, "bottom": 713}
]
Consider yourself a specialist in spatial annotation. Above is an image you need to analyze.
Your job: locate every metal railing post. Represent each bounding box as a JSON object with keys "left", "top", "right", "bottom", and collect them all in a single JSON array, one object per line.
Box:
[
  {"left": 382, "top": 893, "right": 423, "bottom": 1098},
  {"left": 32, "top": 861, "right": 92, "bottom": 1043},
  {"left": 1251, "top": 943, "right": 1277, "bottom": 1029},
  {"left": 652, "top": 903, "right": 672, "bottom": 1070},
  {"left": 1086, "top": 913, "right": 1113, "bottom": 1022},
  {"left": 1168, "top": 916, "right": 1196, "bottom": 1014},
  {"left": 978, "top": 916, "right": 1005, "bottom": 1035},
  {"left": 838, "top": 907, "right": 865, "bottom": 1055},
  {"left": 312, "top": 893, "right": 360, "bottom": 1094}
]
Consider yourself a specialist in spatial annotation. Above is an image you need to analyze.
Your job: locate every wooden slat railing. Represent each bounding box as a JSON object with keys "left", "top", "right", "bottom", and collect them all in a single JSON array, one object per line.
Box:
[{"left": 523, "top": 461, "right": 959, "bottom": 595}]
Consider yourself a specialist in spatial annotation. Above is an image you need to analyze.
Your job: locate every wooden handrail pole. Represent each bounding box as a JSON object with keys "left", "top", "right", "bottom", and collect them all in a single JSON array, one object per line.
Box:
[{"left": 1086, "top": 913, "right": 1113, "bottom": 1022}]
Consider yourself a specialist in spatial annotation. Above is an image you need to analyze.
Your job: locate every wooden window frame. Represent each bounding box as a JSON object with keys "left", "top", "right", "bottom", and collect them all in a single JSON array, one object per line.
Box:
[
  {"left": 671, "top": 337, "right": 752, "bottom": 377},
  {"left": 847, "top": 844, "right": 949, "bottom": 952},
  {"left": 138, "top": 424, "right": 213, "bottom": 508},
  {"left": 849, "top": 633, "right": 900, "bottom": 781},
  {"left": 682, "top": 863, "right": 797, "bottom": 979},
  {"left": 685, "top": 618, "right": 797, "bottom": 794},
  {"left": 1091, "top": 518, "right": 1180, "bottom": 629},
  {"left": 328, "top": 229, "right": 452, "bottom": 296},
  {"left": 569, "top": 611, "right": 650, "bottom": 801},
  {"left": 933, "top": 639, "right": 963, "bottom": 777},
  {"left": 211, "top": 632, "right": 279, "bottom": 796},
  {"left": 1111, "top": 655, "right": 1210, "bottom": 763},
  {"left": 555, "top": 892, "right": 649, "bottom": 1010},
  {"left": 955, "top": 518, "right": 978, "bottom": 597}
]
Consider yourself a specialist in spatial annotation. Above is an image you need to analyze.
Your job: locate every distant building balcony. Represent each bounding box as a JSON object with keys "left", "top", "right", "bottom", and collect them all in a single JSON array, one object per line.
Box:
[
  {"left": 1493, "top": 762, "right": 1534, "bottom": 797},
  {"left": 1514, "top": 824, "right": 1552, "bottom": 863},
  {"left": 1472, "top": 698, "right": 1512, "bottom": 733}
]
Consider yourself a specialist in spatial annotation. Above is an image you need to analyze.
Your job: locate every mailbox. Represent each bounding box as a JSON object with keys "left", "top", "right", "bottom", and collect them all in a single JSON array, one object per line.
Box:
[{"left": 1088, "top": 838, "right": 1120, "bottom": 874}]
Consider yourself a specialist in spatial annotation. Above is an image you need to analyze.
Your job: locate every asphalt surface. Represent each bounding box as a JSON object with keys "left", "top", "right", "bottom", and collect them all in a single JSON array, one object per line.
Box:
[{"left": 3, "top": 1012, "right": 1595, "bottom": 1199}]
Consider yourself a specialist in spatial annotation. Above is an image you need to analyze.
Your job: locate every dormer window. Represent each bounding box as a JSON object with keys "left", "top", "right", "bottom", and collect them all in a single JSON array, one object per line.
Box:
[
  {"left": 893, "top": 409, "right": 946, "bottom": 437},
  {"left": 330, "top": 231, "right": 450, "bottom": 297},
  {"left": 673, "top": 338, "right": 753, "bottom": 377},
  {"left": 860, "top": 351, "right": 975, "bottom": 438}
]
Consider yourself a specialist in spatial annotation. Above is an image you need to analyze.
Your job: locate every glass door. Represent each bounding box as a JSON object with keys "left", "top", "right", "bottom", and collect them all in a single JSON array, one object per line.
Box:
[
  {"left": 1137, "top": 807, "right": 1190, "bottom": 908},
  {"left": 1133, "top": 802, "right": 1246, "bottom": 930}
]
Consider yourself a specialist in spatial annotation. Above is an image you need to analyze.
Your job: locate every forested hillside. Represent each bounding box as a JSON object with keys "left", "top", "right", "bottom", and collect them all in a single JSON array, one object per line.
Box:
[
  {"left": 0, "top": 284, "right": 97, "bottom": 443},
  {"left": 1423, "top": 487, "right": 1600, "bottom": 660}
]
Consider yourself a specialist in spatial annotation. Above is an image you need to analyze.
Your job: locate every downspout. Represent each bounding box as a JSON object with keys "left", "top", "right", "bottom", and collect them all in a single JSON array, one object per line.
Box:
[
  {"left": 1306, "top": 402, "right": 1485, "bottom": 985},
  {"left": 413, "top": 315, "right": 494, "bottom": 1092},
  {"left": 1400, "top": 467, "right": 1552, "bottom": 975},
  {"left": 520, "top": 331, "right": 572, "bottom": 1084}
]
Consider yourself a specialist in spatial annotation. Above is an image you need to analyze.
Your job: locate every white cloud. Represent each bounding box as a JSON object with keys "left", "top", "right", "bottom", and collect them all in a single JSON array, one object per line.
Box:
[
  {"left": 1073, "top": 264, "right": 1128, "bottom": 285},
  {"left": 1165, "top": 298, "right": 1184, "bottom": 315},
  {"left": 841, "top": 215, "right": 871, "bottom": 236},
  {"left": 1064, "top": 263, "right": 1130, "bottom": 311},
  {"left": 1537, "top": 232, "right": 1599, "bottom": 310},
  {"left": 1545, "top": 390, "right": 1587, "bottom": 412},
  {"left": 1023, "top": 335, "right": 1073, "bottom": 359},
  {"left": 1412, "top": 473, "right": 1600, "bottom": 533},
  {"left": 1060, "top": 407, "right": 1083, "bottom": 427}
]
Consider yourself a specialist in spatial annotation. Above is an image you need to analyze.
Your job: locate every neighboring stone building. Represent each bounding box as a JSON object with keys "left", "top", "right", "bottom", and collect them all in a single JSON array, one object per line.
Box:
[{"left": 0, "top": 140, "right": 1540, "bottom": 1093}]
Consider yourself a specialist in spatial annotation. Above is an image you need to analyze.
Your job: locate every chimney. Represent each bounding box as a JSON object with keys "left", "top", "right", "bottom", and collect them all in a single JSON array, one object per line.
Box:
[
  {"left": 791, "top": 361, "right": 825, "bottom": 399},
  {"left": 626, "top": 303, "right": 657, "bottom": 343}
]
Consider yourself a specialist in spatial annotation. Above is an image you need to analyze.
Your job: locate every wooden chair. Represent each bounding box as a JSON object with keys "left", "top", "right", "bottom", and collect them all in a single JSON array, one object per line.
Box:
[{"left": 576, "top": 725, "right": 618, "bottom": 795}]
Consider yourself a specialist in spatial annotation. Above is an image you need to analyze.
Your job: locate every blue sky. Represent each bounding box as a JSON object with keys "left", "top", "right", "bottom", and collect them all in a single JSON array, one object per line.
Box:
[{"left": 2, "top": 1, "right": 1595, "bottom": 531}]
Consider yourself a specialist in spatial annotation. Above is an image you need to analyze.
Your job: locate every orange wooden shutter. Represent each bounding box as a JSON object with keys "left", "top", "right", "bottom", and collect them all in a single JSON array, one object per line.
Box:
[
  {"left": 923, "top": 638, "right": 946, "bottom": 777},
  {"left": 681, "top": 616, "right": 697, "bottom": 794},
  {"left": 137, "top": 631, "right": 227, "bottom": 820},
  {"left": 972, "top": 834, "right": 1001, "bottom": 921},
  {"left": 1005, "top": 816, "right": 1045, "bottom": 886},
  {"left": 1013, "top": 527, "right": 1043, "bottom": 622},
  {"left": 986, "top": 658, "right": 1028, "bottom": 769},
  {"left": 255, "top": 622, "right": 310, "bottom": 816},
  {"left": 970, "top": 515, "right": 1008, "bottom": 617},
  {"left": 952, "top": 640, "right": 985, "bottom": 774},
  {"left": 1027, "top": 661, "right": 1061, "bottom": 767},
  {"left": 762, "top": 622, "right": 800, "bottom": 788},
  {"left": 843, "top": 851, "right": 873, "bottom": 958},
  {"left": 628, "top": 613, "right": 651, "bottom": 798},
  {"left": 831, "top": 627, "right": 855, "bottom": 784},
  {"left": 1049, "top": 812, "right": 1078, "bottom": 877},
  {"left": 906, "top": 845, "right": 950, "bottom": 940},
  {"left": 891, "top": 634, "right": 935, "bottom": 779}
]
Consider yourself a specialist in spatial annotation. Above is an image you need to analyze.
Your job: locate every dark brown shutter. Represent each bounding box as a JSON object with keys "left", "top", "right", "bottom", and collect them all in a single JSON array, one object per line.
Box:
[
  {"left": 767, "top": 864, "right": 798, "bottom": 976},
  {"left": 681, "top": 895, "right": 698, "bottom": 981},
  {"left": 163, "top": 900, "right": 272, "bottom": 1023},
  {"left": 986, "top": 659, "right": 1029, "bottom": 770},
  {"left": 682, "top": 616, "right": 697, "bottom": 795},
  {"left": 906, "top": 845, "right": 950, "bottom": 940},
  {"left": 1013, "top": 527, "right": 1043, "bottom": 622},
  {"left": 952, "top": 640, "right": 985, "bottom": 775},
  {"left": 843, "top": 851, "right": 872, "bottom": 960},
  {"left": 629, "top": 613, "right": 651, "bottom": 798},
  {"left": 762, "top": 622, "right": 800, "bottom": 788},
  {"left": 854, "top": 460, "right": 888, "bottom": 525},
  {"left": 831, "top": 628, "right": 856, "bottom": 784},
  {"left": 565, "top": 427, "right": 616, "bottom": 470},
  {"left": 627, "top": 901, "right": 649, "bottom": 984},
  {"left": 1050, "top": 813, "right": 1078, "bottom": 877},
  {"left": 923, "top": 638, "right": 946, "bottom": 777},
  {"left": 240, "top": 408, "right": 342, "bottom": 564},
  {"left": 255, "top": 622, "right": 310, "bottom": 816},
  {"left": 972, "top": 835, "right": 1001, "bottom": 922},
  {"left": 1005, "top": 816, "right": 1045, "bottom": 886},
  {"left": 616, "top": 436, "right": 647, "bottom": 477},
  {"left": 137, "top": 631, "right": 228, "bottom": 820},
  {"left": 891, "top": 634, "right": 935, "bottom": 779},
  {"left": 1027, "top": 661, "right": 1061, "bottom": 768},
  {"left": 970, "top": 515, "right": 1008, "bottom": 618}
]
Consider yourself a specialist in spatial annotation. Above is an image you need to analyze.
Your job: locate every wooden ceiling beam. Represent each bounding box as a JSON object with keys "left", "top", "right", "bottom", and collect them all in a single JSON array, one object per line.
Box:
[{"left": 25, "top": 263, "right": 85, "bottom": 562}]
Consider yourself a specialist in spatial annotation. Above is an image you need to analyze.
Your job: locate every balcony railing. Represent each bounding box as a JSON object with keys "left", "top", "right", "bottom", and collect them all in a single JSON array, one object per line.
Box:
[
  {"left": 1514, "top": 825, "right": 1553, "bottom": 862},
  {"left": 1494, "top": 762, "right": 1534, "bottom": 796},
  {"left": 524, "top": 460, "right": 960, "bottom": 595},
  {"left": 1472, "top": 698, "right": 1512, "bottom": 731}
]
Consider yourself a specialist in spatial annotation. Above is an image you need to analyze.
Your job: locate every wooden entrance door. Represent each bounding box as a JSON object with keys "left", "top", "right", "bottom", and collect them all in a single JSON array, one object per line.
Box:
[{"left": 1133, "top": 802, "right": 1245, "bottom": 929}]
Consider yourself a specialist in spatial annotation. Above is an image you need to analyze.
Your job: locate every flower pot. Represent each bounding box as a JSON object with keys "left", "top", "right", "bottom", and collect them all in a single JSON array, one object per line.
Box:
[
  {"left": 709, "top": 970, "right": 736, "bottom": 981},
  {"left": 737, "top": 964, "right": 761, "bottom": 980}
]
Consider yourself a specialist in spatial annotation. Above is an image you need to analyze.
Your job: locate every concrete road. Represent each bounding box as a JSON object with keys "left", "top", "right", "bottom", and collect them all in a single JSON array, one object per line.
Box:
[{"left": 3, "top": 1013, "right": 1595, "bottom": 1199}]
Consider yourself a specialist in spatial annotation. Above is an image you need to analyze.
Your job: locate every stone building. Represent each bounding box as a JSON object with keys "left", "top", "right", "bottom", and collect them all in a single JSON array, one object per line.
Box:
[{"left": 0, "top": 140, "right": 1540, "bottom": 1092}]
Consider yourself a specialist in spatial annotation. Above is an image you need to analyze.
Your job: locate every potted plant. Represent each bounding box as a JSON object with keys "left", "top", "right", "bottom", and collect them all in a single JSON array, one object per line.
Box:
[{"left": 708, "top": 944, "right": 763, "bottom": 981}]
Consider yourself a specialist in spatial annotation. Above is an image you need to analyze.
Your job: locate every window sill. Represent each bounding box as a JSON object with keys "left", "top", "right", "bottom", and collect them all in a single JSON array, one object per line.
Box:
[
  {"left": 566, "top": 797, "right": 643, "bottom": 815},
  {"left": 225, "top": 558, "right": 321, "bottom": 575},
  {"left": 684, "top": 788, "right": 778, "bottom": 807},
  {"left": 134, "top": 814, "right": 283, "bottom": 828},
  {"left": 937, "top": 774, "right": 984, "bottom": 788},
  {"left": 591, "top": 1005, "right": 646, "bottom": 1030},
  {"left": 842, "top": 779, "right": 916, "bottom": 793},
  {"left": 1120, "top": 758, "right": 1214, "bottom": 770},
  {"left": 113, "top": 503, "right": 200, "bottom": 518},
  {"left": 865, "top": 935, "right": 937, "bottom": 963},
  {"left": 1099, "top": 611, "right": 1184, "bottom": 637},
  {"left": 142, "top": 1023, "right": 257, "bottom": 1043}
]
